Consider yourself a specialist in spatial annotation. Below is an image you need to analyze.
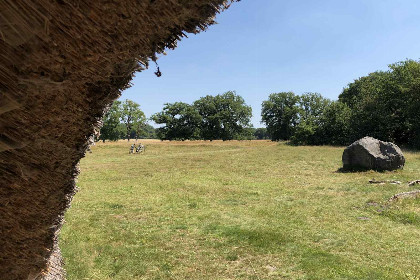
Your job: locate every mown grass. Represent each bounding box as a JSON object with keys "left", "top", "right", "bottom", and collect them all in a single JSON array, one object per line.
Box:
[{"left": 61, "top": 140, "right": 420, "bottom": 279}]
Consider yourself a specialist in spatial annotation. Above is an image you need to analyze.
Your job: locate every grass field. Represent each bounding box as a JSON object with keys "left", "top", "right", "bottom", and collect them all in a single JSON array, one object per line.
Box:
[{"left": 61, "top": 140, "right": 420, "bottom": 280}]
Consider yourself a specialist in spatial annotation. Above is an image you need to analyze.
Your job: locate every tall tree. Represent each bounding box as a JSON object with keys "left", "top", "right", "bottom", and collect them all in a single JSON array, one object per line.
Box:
[
  {"left": 194, "top": 91, "right": 252, "bottom": 140},
  {"left": 121, "top": 99, "right": 146, "bottom": 141},
  {"left": 339, "top": 71, "right": 395, "bottom": 143},
  {"left": 339, "top": 59, "right": 420, "bottom": 147},
  {"left": 317, "top": 101, "right": 352, "bottom": 145},
  {"left": 133, "top": 121, "right": 145, "bottom": 141},
  {"left": 99, "top": 101, "right": 122, "bottom": 142},
  {"left": 254, "top": 128, "right": 270, "bottom": 140},
  {"left": 388, "top": 60, "right": 420, "bottom": 148},
  {"left": 151, "top": 102, "right": 202, "bottom": 140},
  {"left": 261, "top": 92, "right": 300, "bottom": 141},
  {"left": 299, "top": 92, "right": 331, "bottom": 122},
  {"left": 290, "top": 93, "right": 331, "bottom": 145},
  {"left": 339, "top": 71, "right": 391, "bottom": 108},
  {"left": 193, "top": 95, "right": 220, "bottom": 140}
]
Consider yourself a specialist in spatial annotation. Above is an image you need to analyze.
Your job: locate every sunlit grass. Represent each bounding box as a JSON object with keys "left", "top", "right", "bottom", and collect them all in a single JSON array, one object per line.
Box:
[{"left": 61, "top": 140, "right": 420, "bottom": 279}]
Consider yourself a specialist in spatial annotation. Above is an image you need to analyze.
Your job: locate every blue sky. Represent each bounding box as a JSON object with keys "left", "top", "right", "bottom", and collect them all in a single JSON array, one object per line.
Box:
[{"left": 121, "top": 0, "right": 420, "bottom": 127}]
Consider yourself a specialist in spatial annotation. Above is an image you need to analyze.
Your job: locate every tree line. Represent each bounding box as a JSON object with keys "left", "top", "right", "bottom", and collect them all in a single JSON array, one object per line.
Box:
[
  {"left": 100, "top": 92, "right": 260, "bottom": 141},
  {"left": 100, "top": 59, "right": 419, "bottom": 148},
  {"left": 261, "top": 59, "right": 420, "bottom": 148},
  {"left": 151, "top": 91, "right": 254, "bottom": 140}
]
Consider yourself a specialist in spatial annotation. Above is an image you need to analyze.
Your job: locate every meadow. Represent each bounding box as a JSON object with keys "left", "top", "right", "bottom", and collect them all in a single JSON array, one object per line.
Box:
[{"left": 61, "top": 140, "right": 420, "bottom": 279}]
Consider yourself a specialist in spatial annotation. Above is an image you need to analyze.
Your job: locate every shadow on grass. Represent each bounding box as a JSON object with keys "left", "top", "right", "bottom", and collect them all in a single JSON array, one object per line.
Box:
[
  {"left": 399, "top": 145, "right": 420, "bottom": 154},
  {"left": 335, "top": 167, "right": 388, "bottom": 173},
  {"left": 204, "top": 223, "right": 291, "bottom": 250},
  {"left": 284, "top": 141, "right": 345, "bottom": 148}
]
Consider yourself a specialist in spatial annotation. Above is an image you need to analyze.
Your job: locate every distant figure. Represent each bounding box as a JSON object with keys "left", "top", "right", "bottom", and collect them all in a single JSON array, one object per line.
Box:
[
  {"left": 129, "top": 144, "right": 136, "bottom": 154},
  {"left": 136, "top": 143, "right": 145, "bottom": 153}
]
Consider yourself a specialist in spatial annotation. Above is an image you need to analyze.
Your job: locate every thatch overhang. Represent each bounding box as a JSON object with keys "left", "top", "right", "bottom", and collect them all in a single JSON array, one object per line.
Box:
[{"left": 0, "top": 1, "right": 236, "bottom": 279}]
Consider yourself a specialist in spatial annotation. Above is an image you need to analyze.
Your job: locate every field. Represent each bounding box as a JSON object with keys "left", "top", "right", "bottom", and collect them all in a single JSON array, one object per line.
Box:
[{"left": 61, "top": 140, "right": 420, "bottom": 280}]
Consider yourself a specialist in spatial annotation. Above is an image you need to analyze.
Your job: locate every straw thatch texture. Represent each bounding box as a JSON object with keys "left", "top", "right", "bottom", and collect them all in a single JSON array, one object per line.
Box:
[{"left": 0, "top": 1, "right": 235, "bottom": 279}]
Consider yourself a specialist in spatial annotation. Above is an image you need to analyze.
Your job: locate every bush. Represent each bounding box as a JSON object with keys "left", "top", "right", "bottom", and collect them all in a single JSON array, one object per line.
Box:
[{"left": 290, "top": 120, "right": 318, "bottom": 145}]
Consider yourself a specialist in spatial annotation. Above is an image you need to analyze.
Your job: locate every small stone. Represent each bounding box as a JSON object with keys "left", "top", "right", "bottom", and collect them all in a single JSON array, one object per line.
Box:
[{"left": 265, "top": 265, "right": 277, "bottom": 273}]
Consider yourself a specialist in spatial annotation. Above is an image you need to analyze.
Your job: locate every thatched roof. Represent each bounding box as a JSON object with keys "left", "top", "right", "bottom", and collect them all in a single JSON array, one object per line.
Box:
[{"left": 0, "top": 1, "right": 235, "bottom": 279}]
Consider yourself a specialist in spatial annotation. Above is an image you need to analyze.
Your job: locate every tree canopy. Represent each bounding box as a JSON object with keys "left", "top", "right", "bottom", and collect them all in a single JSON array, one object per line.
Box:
[
  {"left": 99, "top": 99, "right": 151, "bottom": 142},
  {"left": 99, "top": 101, "right": 123, "bottom": 142},
  {"left": 261, "top": 92, "right": 301, "bottom": 141},
  {"left": 339, "top": 59, "right": 420, "bottom": 148},
  {"left": 151, "top": 102, "right": 201, "bottom": 141},
  {"left": 152, "top": 91, "right": 253, "bottom": 141},
  {"left": 261, "top": 59, "right": 420, "bottom": 149},
  {"left": 99, "top": 59, "right": 420, "bottom": 149},
  {"left": 121, "top": 99, "right": 146, "bottom": 141}
]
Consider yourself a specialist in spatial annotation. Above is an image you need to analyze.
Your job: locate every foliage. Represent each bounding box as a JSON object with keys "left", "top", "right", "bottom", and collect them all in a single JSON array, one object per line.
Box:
[
  {"left": 192, "top": 95, "right": 220, "bottom": 140},
  {"left": 388, "top": 60, "right": 420, "bottom": 148},
  {"left": 152, "top": 91, "right": 253, "bottom": 141},
  {"left": 262, "top": 92, "right": 332, "bottom": 144},
  {"left": 339, "top": 59, "right": 420, "bottom": 148},
  {"left": 290, "top": 93, "right": 331, "bottom": 145},
  {"left": 339, "top": 71, "right": 391, "bottom": 108},
  {"left": 194, "top": 91, "right": 252, "bottom": 141},
  {"left": 151, "top": 102, "right": 202, "bottom": 140},
  {"left": 235, "top": 127, "right": 256, "bottom": 140},
  {"left": 261, "top": 92, "right": 301, "bottom": 141},
  {"left": 298, "top": 92, "right": 331, "bottom": 122},
  {"left": 100, "top": 99, "right": 153, "bottom": 141},
  {"left": 254, "top": 128, "right": 270, "bottom": 140},
  {"left": 317, "top": 101, "right": 352, "bottom": 145},
  {"left": 99, "top": 101, "right": 123, "bottom": 142},
  {"left": 290, "top": 101, "right": 352, "bottom": 146},
  {"left": 262, "top": 59, "right": 420, "bottom": 148},
  {"left": 290, "top": 119, "right": 318, "bottom": 145},
  {"left": 121, "top": 99, "right": 146, "bottom": 141},
  {"left": 138, "top": 124, "right": 157, "bottom": 139}
]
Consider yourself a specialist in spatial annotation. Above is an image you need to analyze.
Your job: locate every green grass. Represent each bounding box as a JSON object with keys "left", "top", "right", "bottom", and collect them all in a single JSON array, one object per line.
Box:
[{"left": 61, "top": 140, "right": 420, "bottom": 279}]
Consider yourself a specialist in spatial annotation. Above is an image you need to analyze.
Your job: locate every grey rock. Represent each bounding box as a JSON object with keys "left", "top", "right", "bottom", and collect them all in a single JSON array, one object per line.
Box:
[{"left": 342, "top": 137, "right": 405, "bottom": 171}]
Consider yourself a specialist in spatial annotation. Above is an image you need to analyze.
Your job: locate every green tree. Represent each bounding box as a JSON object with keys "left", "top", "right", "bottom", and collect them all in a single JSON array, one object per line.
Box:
[
  {"left": 299, "top": 93, "right": 331, "bottom": 121},
  {"left": 116, "top": 123, "right": 127, "bottom": 139},
  {"left": 99, "top": 101, "right": 122, "bottom": 142},
  {"left": 132, "top": 121, "right": 147, "bottom": 141},
  {"left": 254, "top": 128, "right": 270, "bottom": 140},
  {"left": 235, "top": 127, "right": 256, "bottom": 140},
  {"left": 339, "top": 59, "right": 420, "bottom": 147},
  {"left": 339, "top": 71, "right": 391, "bottom": 108},
  {"left": 339, "top": 71, "right": 395, "bottom": 143},
  {"left": 151, "top": 102, "right": 202, "bottom": 140},
  {"left": 389, "top": 60, "right": 420, "bottom": 148},
  {"left": 121, "top": 99, "right": 146, "bottom": 141},
  {"left": 290, "top": 120, "right": 318, "bottom": 145},
  {"left": 194, "top": 91, "right": 252, "bottom": 140},
  {"left": 193, "top": 95, "right": 219, "bottom": 140},
  {"left": 317, "top": 101, "right": 352, "bottom": 145},
  {"left": 138, "top": 124, "right": 157, "bottom": 139},
  {"left": 261, "top": 92, "right": 300, "bottom": 141},
  {"left": 290, "top": 93, "right": 331, "bottom": 145}
]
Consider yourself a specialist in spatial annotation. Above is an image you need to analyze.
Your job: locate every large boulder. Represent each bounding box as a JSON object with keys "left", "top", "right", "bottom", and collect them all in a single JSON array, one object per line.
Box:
[{"left": 342, "top": 137, "right": 405, "bottom": 171}]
